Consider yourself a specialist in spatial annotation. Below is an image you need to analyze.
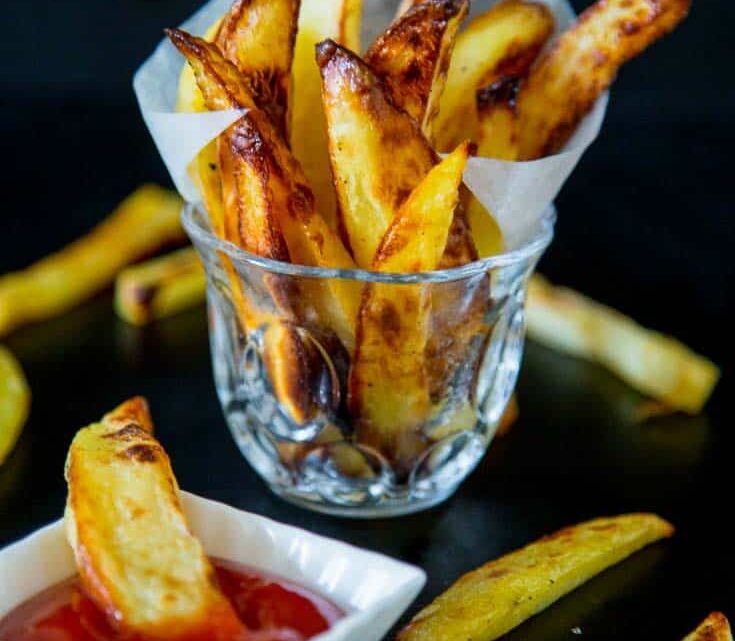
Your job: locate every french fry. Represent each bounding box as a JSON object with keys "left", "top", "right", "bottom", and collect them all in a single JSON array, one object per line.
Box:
[
  {"left": 0, "top": 185, "right": 184, "bottom": 337},
  {"left": 349, "top": 142, "right": 470, "bottom": 466},
  {"left": 215, "top": 0, "right": 300, "bottom": 136},
  {"left": 366, "top": 0, "right": 468, "bottom": 140},
  {"left": 398, "top": 513, "right": 674, "bottom": 641},
  {"left": 0, "top": 346, "right": 30, "bottom": 466},
  {"left": 168, "top": 28, "right": 360, "bottom": 351},
  {"left": 114, "top": 247, "right": 206, "bottom": 326},
  {"left": 526, "top": 274, "right": 720, "bottom": 414},
  {"left": 476, "top": 76, "right": 521, "bottom": 162},
  {"left": 318, "top": 39, "right": 437, "bottom": 269},
  {"left": 292, "top": 0, "right": 362, "bottom": 229},
  {"left": 64, "top": 398, "right": 246, "bottom": 640},
  {"left": 433, "top": 0, "right": 554, "bottom": 152},
  {"left": 176, "top": 18, "right": 227, "bottom": 239},
  {"left": 517, "top": 0, "right": 691, "bottom": 159},
  {"left": 682, "top": 613, "right": 733, "bottom": 641}
]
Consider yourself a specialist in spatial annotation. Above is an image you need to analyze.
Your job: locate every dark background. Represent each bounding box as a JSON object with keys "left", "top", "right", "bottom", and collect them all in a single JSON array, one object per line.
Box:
[{"left": 1, "top": 0, "right": 733, "bottom": 638}]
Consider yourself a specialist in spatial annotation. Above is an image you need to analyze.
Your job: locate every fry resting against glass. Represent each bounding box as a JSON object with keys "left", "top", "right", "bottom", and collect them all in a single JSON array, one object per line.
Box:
[
  {"left": 681, "top": 613, "right": 733, "bottom": 641},
  {"left": 0, "top": 345, "right": 30, "bottom": 466},
  {"left": 0, "top": 185, "right": 184, "bottom": 337},
  {"left": 398, "top": 513, "right": 674, "bottom": 641},
  {"left": 527, "top": 275, "right": 720, "bottom": 414}
]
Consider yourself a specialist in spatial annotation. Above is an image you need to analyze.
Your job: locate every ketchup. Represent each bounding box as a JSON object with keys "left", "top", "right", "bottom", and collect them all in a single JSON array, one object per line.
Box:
[{"left": 0, "top": 559, "right": 343, "bottom": 641}]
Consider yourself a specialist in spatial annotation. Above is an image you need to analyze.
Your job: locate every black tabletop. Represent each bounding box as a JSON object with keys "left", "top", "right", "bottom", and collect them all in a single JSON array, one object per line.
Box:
[{"left": 2, "top": 0, "right": 733, "bottom": 638}]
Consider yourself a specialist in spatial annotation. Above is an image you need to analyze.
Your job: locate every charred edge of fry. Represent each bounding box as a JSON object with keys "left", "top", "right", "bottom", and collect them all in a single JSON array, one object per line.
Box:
[
  {"left": 366, "top": 0, "right": 469, "bottom": 129},
  {"left": 477, "top": 76, "right": 520, "bottom": 114},
  {"left": 101, "top": 397, "right": 154, "bottom": 435},
  {"left": 165, "top": 28, "right": 255, "bottom": 111}
]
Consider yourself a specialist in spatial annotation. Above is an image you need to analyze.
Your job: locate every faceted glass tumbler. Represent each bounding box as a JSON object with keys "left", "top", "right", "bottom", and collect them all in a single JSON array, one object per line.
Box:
[{"left": 183, "top": 204, "right": 554, "bottom": 517}]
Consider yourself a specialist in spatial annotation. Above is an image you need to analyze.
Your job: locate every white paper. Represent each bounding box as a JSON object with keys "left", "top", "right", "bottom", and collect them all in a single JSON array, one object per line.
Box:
[
  {"left": 0, "top": 492, "right": 425, "bottom": 641},
  {"left": 133, "top": 0, "right": 608, "bottom": 250}
]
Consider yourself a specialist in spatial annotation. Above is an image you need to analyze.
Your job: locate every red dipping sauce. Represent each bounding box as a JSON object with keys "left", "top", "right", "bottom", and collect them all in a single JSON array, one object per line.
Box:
[{"left": 0, "top": 560, "right": 343, "bottom": 641}]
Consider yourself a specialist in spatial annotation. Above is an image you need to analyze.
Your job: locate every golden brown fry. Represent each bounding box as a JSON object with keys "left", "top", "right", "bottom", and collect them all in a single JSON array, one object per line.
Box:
[
  {"left": 114, "top": 247, "right": 206, "bottom": 326},
  {"left": 168, "top": 28, "right": 360, "bottom": 351},
  {"left": 398, "top": 513, "right": 674, "bottom": 641},
  {"left": 682, "top": 613, "right": 733, "bottom": 641},
  {"left": 476, "top": 76, "right": 521, "bottom": 161},
  {"left": 526, "top": 274, "right": 720, "bottom": 414},
  {"left": 349, "top": 142, "right": 470, "bottom": 466},
  {"left": 175, "top": 19, "right": 225, "bottom": 238},
  {"left": 434, "top": 0, "right": 554, "bottom": 152},
  {"left": 366, "top": 0, "right": 468, "bottom": 139},
  {"left": 0, "top": 345, "right": 30, "bottom": 466},
  {"left": 318, "top": 39, "right": 437, "bottom": 268},
  {"left": 65, "top": 398, "right": 246, "bottom": 640},
  {"left": 0, "top": 185, "right": 184, "bottom": 337},
  {"left": 292, "top": 0, "right": 362, "bottom": 229},
  {"left": 517, "top": 0, "right": 691, "bottom": 159},
  {"left": 215, "top": 0, "right": 300, "bottom": 136}
]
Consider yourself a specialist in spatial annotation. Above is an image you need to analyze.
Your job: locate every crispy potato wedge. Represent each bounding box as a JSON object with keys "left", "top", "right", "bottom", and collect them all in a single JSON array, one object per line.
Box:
[
  {"left": 215, "top": 0, "right": 300, "bottom": 136},
  {"left": 465, "top": 195, "right": 505, "bottom": 258},
  {"left": 292, "top": 0, "right": 362, "bottom": 229},
  {"left": 434, "top": 0, "right": 554, "bottom": 152},
  {"left": 526, "top": 274, "right": 720, "bottom": 414},
  {"left": 318, "top": 39, "right": 437, "bottom": 268},
  {"left": 366, "top": 0, "right": 468, "bottom": 139},
  {"left": 114, "top": 247, "right": 206, "bottom": 326},
  {"left": 682, "top": 613, "right": 733, "bottom": 641},
  {"left": 169, "top": 28, "right": 360, "bottom": 350},
  {"left": 65, "top": 398, "right": 245, "bottom": 640},
  {"left": 0, "top": 345, "right": 30, "bottom": 466},
  {"left": 349, "top": 142, "right": 470, "bottom": 466},
  {"left": 398, "top": 513, "right": 674, "bottom": 641},
  {"left": 0, "top": 185, "right": 184, "bottom": 337},
  {"left": 476, "top": 76, "right": 521, "bottom": 161},
  {"left": 517, "top": 0, "right": 691, "bottom": 159}
]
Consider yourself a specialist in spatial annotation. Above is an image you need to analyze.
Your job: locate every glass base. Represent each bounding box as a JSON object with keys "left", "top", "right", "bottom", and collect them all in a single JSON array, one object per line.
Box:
[{"left": 269, "top": 484, "right": 459, "bottom": 518}]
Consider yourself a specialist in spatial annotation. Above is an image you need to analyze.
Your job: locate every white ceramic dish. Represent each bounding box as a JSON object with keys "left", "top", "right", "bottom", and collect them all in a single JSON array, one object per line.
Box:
[{"left": 0, "top": 492, "right": 426, "bottom": 640}]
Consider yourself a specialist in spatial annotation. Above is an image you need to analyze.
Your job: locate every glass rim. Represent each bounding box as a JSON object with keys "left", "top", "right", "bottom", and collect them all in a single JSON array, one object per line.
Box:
[{"left": 182, "top": 202, "right": 555, "bottom": 284}]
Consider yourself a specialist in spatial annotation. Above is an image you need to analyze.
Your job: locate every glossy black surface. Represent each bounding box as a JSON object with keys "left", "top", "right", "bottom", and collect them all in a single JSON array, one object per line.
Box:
[{"left": 2, "top": 0, "right": 733, "bottom": 638}]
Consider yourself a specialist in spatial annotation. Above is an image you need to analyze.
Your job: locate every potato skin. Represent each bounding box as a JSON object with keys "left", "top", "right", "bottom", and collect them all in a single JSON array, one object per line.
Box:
[
  {"left": 215, "top": 0, "right": 300, "bottom": 136},
  {"left": 366, "top": 0, "right": 468, "bottom": 139},
  {"left": 517, "top": 0, "right": 691, "bottom": 159},
  {"left": 681, "top": 613, "right": 733, "bottom": 641}
]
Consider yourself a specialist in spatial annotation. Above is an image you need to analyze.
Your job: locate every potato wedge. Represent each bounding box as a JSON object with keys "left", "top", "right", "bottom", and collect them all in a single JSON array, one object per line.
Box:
[
  {"left": 318, "top": 39, "right": 437, "bottom": 268},
  {"left": 476, "top": 76, "right": 521, "bottom": 161},
  {"left": 349, "top": 142, "right": 470, "bottom": 466},
  {"left": 366, "top": 0, "right": 468, "bottom": 140},
  {"left": 0, "top": 185, "right": 184, "bottom": 337},
  {"left": 292, "top": 0, "right": 362, "bottom": 229},
  {"left": 114, "top": 247, "right": 206, "bottom": 326},
  {"left": 517, "top": 0, "right": 691, "bottom": 159},
  {"left": 398, "top": 513, "right": 674, "bottom": 641},
  {"left": 169, "top": 29, "right": 360, "bottom": 350},
  {"left": 682, "top": 613, "right": 733, "bottom": 641},
  {"left": 526, "top": 274, "right": 720, "bottom": 414},
  {"left": 215, "top": 0, "right": 300, "bottom": 136},
  {"left": 434, "top": 0, "right": 554, "bottom": 152},
  {"left": 0, "top": 345, "right": 30, "bottom": 466},
  {"left": 64, "top": 398, "right": 245, "bottom": 640}
]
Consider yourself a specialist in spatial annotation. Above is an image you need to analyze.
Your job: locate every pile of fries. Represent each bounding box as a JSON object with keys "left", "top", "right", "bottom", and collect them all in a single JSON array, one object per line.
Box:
[{"left": 0, "top": 0, "right": 717, "bottom": 469}]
